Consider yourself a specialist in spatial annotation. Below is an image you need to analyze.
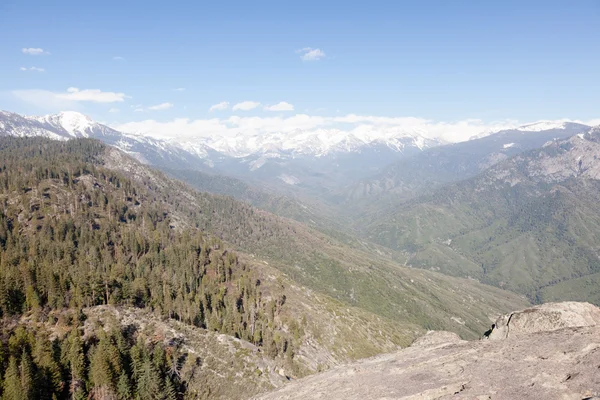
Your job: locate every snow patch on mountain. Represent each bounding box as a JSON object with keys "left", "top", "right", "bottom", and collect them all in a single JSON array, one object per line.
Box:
[{"left": 157, "top": 127, "right": 437, "bottom": 159}]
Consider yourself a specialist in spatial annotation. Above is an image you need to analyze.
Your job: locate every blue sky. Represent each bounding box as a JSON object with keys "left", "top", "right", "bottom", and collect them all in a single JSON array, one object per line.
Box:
[{"left": 1, "top": 0, "right": 599, "bottom": 141}]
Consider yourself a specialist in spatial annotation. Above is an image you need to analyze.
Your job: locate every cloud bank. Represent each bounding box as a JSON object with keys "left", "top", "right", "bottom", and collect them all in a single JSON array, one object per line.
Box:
[{"left": 112, "top": 113, "right": 540, "bottom": 143}]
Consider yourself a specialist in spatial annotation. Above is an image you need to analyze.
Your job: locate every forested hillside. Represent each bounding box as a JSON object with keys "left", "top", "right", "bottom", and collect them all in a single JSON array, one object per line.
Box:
[
  {"left": 0, "top": 138, "right": 295, "bottom": 399},
  {"left": 101, "top": 142, "right": 528, "bottom": 340},
  {"left": 0, "top": 137, "right": 530, "bottom": 399}
]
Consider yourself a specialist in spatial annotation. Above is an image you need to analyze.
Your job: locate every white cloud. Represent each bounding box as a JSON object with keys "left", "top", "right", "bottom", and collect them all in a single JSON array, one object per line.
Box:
[
  {"left": 109, "top": 108, "right": 120, "bottom": 113},
  {"left": 20, "top": 66, "right": 45, "bottom": 72},
  {"left": 115, "top": 118, "right": 229, "bottom": 140},
  {"left": 232, "top": 101, "right": 261, "bottom": 111},
  {"left": 147, "top": 102, "right": 174, "bottom": 111},
  {"left": 264, "top": 101, "right": 294, "bottom": 111},
  {"left": 209, "top": 101, "right": 230, "bottom": 112},
  {"left": 22, "top": 48, "right": 49, "bottom": 55},
  {"left": 174, "top": 87, "right": 186, "bottom": 92},
  {"left": 113, "top": 56, "right": 125, "bottom": 61},
  {"left": 583, "top": 118, "right": 600, "bottom": 127},
  {"left": 56, "top": 87, "right": 127, "bottom": 103},
  {"left": 296, "top": 47, "right": 326, "bottom": 61},
  {"left": 110, "top": 113, "right": 535, "bottom": 143}
]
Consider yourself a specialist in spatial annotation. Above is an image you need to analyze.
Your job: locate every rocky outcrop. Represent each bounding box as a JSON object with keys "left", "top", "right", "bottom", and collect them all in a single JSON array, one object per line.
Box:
[
  {"left": 410, "top": 330, "right": 464, "bottom": 348},
  {"left": 255, "top": 302, "right": 600, "bottom": 400},
  {"left": 488, "top": 301, "right": 600, "bottom": 340}
]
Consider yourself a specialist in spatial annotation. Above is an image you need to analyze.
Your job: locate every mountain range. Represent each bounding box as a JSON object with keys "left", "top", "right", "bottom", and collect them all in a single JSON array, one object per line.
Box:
[
  {"left": 0, "top": 135, "right": 527, "bottom": 399},
  {"left": 1, "top": 110, "right": 592, "bottom": 204},
  {"left": 2, "top": 108, "right": 600, "bottom": 399},
  {"left": 339, "top": 120, "right": 591, "bottom": 208}
]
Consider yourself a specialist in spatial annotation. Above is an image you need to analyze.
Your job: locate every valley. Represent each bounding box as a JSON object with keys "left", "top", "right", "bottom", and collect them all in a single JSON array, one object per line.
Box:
[
  {"left": 0, "top": 134, "right": 528, "bottom": 399},
  {"left": 1, "top": 107, "right": 600, "bottom": 398},
  {"left": 0, "top": 109, "right": 599, "bottom": 399},
  {"left": 3, "top": 3, "right": 599, "bottom": 398}
]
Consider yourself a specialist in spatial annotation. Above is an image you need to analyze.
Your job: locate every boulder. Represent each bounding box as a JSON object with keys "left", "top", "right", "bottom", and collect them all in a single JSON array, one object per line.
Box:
[{"left": 488, "top": 301, "right": 600, "bottom": 340}]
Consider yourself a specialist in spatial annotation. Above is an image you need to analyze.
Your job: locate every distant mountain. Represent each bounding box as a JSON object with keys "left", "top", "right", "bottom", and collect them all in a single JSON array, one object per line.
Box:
[
  {"left": 341, "top": 121, "right": 591, "bottom": 207},
  {"left": 363, "top": 125, "right": 600, "bottom": 303},
  {"left": 0, "top": 110, "right": 212, "bottom": 170},
  {"left": 469, "top": 120, "right": 579, "bottom": 140},
  {"left": 172, "top": 125, "right": 441, "bottom": 159},
  {"left": 0, "top": 110, "right": 444, "bottom": 197}
]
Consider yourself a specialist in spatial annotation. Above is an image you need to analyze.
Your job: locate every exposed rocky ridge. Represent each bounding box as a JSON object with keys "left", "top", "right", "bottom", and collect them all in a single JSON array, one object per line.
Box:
[
  {"left": 489, "top": 301, "right": 600, "bottom": 340},
  {"left": 483, "top": 126, "right": 600, "bottom": 186},
  {"left": 256, "top": 302, "right": 600, "bottom": 400}
]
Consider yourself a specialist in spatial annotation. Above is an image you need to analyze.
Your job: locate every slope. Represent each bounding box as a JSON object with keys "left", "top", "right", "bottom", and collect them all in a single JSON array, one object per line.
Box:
[
  {"left": 161, "top": 167, "right": 350, "bottom": 231},
  {"left": 0, "top": 136, "right": 529, "bottom": 373},
  {"left": 99, "top": 141, "right": 528, "bottom": 341},
  {"left": 364, "top": 126, "right": 600, "bottom": 303}
]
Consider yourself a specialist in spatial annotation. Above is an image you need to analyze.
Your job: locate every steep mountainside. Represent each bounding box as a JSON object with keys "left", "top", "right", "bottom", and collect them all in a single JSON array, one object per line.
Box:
[
  {"left": 341, "top": 122, "right": 590, "bottom": 208},
  {"left": 0, "top": 137, "right": 529, "bottom": 399},
  {"left": 0, "top": 138, "right": 303, "bottom": 398},
  {"left": 364, "top": 126, "right": 600, "bottom": 303},
  {"left": 100, "top": 141, "right": 528, "bottom": 341}
]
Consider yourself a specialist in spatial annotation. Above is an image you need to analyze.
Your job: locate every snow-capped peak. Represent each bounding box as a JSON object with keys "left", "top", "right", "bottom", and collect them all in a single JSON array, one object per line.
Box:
[
  {"left": 28, "top": 111, "right": 96, "bottom": 138},
  {"left": 2, "top": 110, "right": 442, "bottom": 161},
  {"left": 53, "top": 111, "right": 95, "bottom": 137}
]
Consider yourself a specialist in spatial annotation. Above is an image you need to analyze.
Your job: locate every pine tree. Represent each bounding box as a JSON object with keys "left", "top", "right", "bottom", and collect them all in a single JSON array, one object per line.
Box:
[
  {"left": 2, "top": 356, "right": 22, "bottom": 400},
  {"left": 68, "top": 328, "right": 86, "bottom": 399},
  {"left": 117, "top": 372, "right": 132, "bottom": 400},
  {"left": 135, "top": 359, "right": 163, "bottom": 400},
  {"left": 20, "top": 348, "right": 35, "bottom": 399}
]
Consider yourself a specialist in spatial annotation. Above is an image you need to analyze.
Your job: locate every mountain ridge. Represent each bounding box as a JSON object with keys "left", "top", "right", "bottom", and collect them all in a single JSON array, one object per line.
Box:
[
  {"left": 362, "top": 124, "right": 600, "bottom": 302},
  {"left": 339, "top": 121, "right": 591, "bottom": 210}
]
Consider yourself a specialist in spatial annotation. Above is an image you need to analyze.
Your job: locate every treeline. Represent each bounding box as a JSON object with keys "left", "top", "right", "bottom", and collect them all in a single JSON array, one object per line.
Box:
[
  {"left": 0, "top": 137, "right": 299, "bottom": 398},
  {"left": 0, "top": 322, "right": 182, "bottom": 400}
]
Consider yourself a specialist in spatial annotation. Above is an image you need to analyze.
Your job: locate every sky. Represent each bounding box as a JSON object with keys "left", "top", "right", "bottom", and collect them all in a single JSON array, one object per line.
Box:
[{"left": 1, "top": 0, "right": 599, "bottom": 142}]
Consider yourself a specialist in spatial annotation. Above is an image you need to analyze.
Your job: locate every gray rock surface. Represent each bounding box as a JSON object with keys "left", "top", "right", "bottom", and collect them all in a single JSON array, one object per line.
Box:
[
  {"left": 255, "top": 302, "right": 600, "bottom": 400},
  {"left": 488, "top": 301, "right": 600, "bottom": 340}
]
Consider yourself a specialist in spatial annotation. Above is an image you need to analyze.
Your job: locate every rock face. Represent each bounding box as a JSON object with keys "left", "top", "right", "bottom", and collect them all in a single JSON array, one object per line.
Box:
[
  {"left": 255, "top": 302, "right": 600, "bottom": 400},
  {"left": 488, "top": 301, "right": 600, "bottom": 340}
]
